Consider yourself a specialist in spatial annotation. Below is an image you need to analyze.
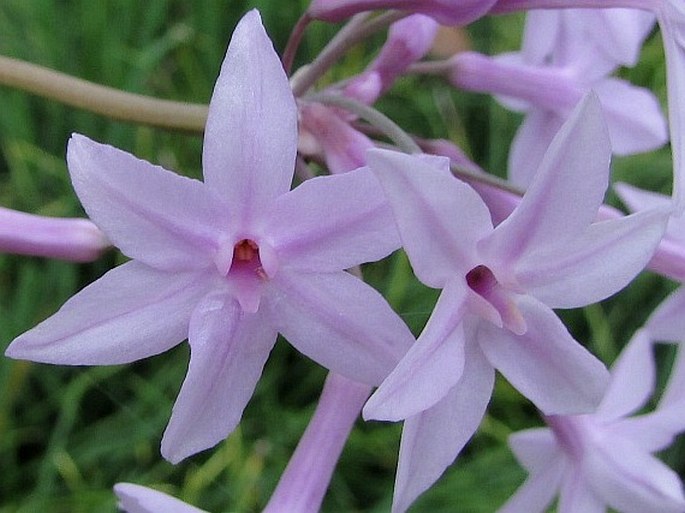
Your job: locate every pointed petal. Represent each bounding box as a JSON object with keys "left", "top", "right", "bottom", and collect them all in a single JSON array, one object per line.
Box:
[
  {"left": 516, "top": 207, "right": 668, "bottom": 308},
  {"left": 606, "top": 414, "right": 679, "bottom": 454},
  {"left": 598, "top": 330, "right": 656, "bottom": 420},
  {"left": 497, "top": 461, "right": 565, "bottom": 513},
  {"left": 368, "top": 148, "right": 492, "bottom": 287},
  {"left": 481, "top": 93, "right": 611, "bottom": 266},
  {"left": 585, "top": 436, "right": 685, "bottom": 513},
  {"left": 202, "top": 10, "right": 297, "bottom": 222},
  {"left": 646, "top": 286, "right": 685, "bottom": 343},
  {"left": 392, "top": 339, "right": 494, "bottom": 513},
  {"left": 477, "top": 296, "right": 609, "bottom": 415},
  {"left": 557, "top": 471, "right": 606, "bottom": 513},
  {"left": 508, "top": 427, "right": 561, "bottom": 474},
  {"left": 114, "top": 483, "right": 207, "bottom": 513},
  {"left": 5, "top": 261, "right": 210, "bottom": 364},
  {"left": 67, "top": 134, "right": 224, "bottom": 270},
  {"left": 595, "top": 78, "right": 668, "bottom": 155},
  {"left": 265, "top": 270, "right": 413, "bottom": 386},
  {"left": 161, "top": 293, "right": 276, "bottom": 463},
  {"left": 508, "top": 110, "right": 560, "bottom": 188},
  {"left": 661, "top": 336, "right": 685, "bottom": 408},
  {"left": 363, "top": 278, "right": 470, "bottom": 421},
  {"left": 262, "top": 167, "right": 400, "bottom": 273}
]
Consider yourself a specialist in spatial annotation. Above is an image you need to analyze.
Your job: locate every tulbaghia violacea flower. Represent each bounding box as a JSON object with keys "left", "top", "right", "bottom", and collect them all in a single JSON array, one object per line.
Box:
[
  {"left": 364, "top": 94, "right": 668, "bottom": 513},
  {"left": 449, "top": 35, "right": 666, "bottom": 186},
  {"left": 307, "top": 0, "right": 497, "bottom": 25},
  {"left": 490, "top": 0, "right": 685, "bottom": 211},
  {"left": 5, "top": 10, "right": 413, "bottom": 464},
  {"left": 0, "top": 206, "right": 109, "bottom": 262},
  {"left": 499, "top": 331, "right": 685, "bottom": 513}
]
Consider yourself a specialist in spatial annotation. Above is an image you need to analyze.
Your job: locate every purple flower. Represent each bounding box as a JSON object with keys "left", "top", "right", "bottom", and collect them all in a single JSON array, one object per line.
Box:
[
  {"left": 5, "top": 10, "right": 412, "bottom": 463},
  {"left": 363, "top": 94, "right": 668, "bottom": 512},
  {"left": 307, "top": 0, "right": 497, "bottom": 25},
  {"left": 499, "top": 331, "right": 685, "bottom": 513}
]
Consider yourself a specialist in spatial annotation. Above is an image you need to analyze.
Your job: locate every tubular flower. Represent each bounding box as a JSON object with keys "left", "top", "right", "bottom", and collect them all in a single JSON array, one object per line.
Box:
[{"left": 5, "top": 10, "right": 412, "bottom": 464}]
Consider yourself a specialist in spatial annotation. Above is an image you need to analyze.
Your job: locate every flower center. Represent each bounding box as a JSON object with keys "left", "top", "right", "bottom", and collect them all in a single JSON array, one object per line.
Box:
[
  {"left": 465, "top": 264, "right": 526, "bottom": 335},
  {"left": 229, "top": 238, "right": 266, "bottom": 279}
]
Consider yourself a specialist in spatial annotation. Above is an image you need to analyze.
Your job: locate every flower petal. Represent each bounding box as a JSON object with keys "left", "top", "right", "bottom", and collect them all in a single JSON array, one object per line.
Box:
[
  {"left": 646, "top": 286, "right": 685, "bottom": 343},
  {"left": 392, "top": 339, "right": 494, "bottom": 513},
  {"left": 481, "top": 93, "right": 611, "bottom": 266},
  {"left": 114, "top": 483, "right": 207, "bottom": 513},
  {"left": 508, "top": 427, "right": 561, "bottom": 474},
  {"left": 508, "top": 110, "right": 561, "bottom": 188},
  {"left": 363, "top": 278, "right": 470, "bottom": 421},
  {"left": 497, "top": 460, "right": 565, "bottom": 513},
  {"left": 595, "top": 77, "right": 669, "bottom": 155},
  {"left": 516, "top": 207, "right": 668, "bottom": 308},
  {"left": 67, "top": 134, "right": 224, "bottom": 270},
  {"left": 368, "top": 148, "right": 492, "bottom": 287},
  {"left": 262, "top": 167, "right": 400, "bottom": 272},
  {"left": 557, "top": 471, "right": 606, "bottom": 513},
  {"left": 477, "top": 295, "right": 609, "bottom": 415},
  {"left": 265, "top": 269, "right": 413, "bottom": 386},
  {"left": 161, "top": 293, "right": 276, "bottom": 463},
  {"left": 202, "top": 10, "right": 297, "bottom": 223},
  {"left": 585, "top": 436, "right": 685, "bottom": 513},
  {"left": 598, "top": 329, "right": 656, "bottom": 420},
  {"left": 5, "top": 261, "right": 210, "bottom": 365}
]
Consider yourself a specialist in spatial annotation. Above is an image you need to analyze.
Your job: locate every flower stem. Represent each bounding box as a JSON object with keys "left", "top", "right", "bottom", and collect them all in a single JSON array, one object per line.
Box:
[
  {"left": 0, "top": 55, "right": 208, "bottom": 132},
  {"left": 291, "top": 11, "right": 406, "bottom": 97},
  {"left": 309, "top": 92, "right": 421, "bottom": 153},
  {"left": 282, "top": 13, "right": 313, "bottom": 75}
]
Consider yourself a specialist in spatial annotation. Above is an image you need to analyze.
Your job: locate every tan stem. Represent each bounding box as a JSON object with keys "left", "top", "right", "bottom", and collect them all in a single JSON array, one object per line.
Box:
[{"left": 0, "top": 55, "right": 208, "bottom": 132}]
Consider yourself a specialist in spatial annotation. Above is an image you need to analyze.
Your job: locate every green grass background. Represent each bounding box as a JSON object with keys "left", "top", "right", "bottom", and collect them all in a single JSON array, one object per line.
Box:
[{"left": 0, "top": 1, "right": 680, "bottom": 512}]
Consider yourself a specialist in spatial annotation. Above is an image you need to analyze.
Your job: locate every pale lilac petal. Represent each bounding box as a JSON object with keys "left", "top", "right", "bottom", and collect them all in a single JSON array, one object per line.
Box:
[
  {"left": 363, "top": 278, "right": 470, "bottom": 421},
  {"left": 264, "top": 373, "right": 370, "bottom": 513},
  {"left": 0, "top": 208, "right": 109, "bottom": 262},
  {"left": 508, "top": 110, "right": 561, "bottom": 188},
  {"left": 265, "top": 269, "right": 413, "bottom": 386},
  {"left": 607, "top": 415, "right": 679, "bottom": 453},
  {"left": 598, "top": 330, "right": 656, "bottom": 420},
  {"left": 595, "top": 78, "right": 669, "bottom": 155},
  {"left": 368, "top": 148, "right": 492, "bottom": 287},
  {"left": 516, "top": 208, "right": 668, "bottom": 308},
  {"left": 114, "top": 483, "right": 207, "bottom": 513},
  {"left": 661, "top": 12, "right": 685, "bottom": 213},
  {"left": 262, "top": 167, "right": 399, "bottom": 272},
  {"left": 646, "top": 287, "right": 685, "bottom": 342},
  {"left": 392, "top": 339, "right": 495, "bottom": 513},
  {"left": 481, "top": 93, "right": 611, "bottom": 266},
  {"left": 557, "top": 471, "right": 606, "bottom": 513},
  {"left": 202, "top": 10, "right": 297, "bottom": 223},
  {"left": 161, "top": 293, "right": 276, "bottom": 463},
  {"left": 508, "top": 427, "right": 561, "bottom": 474},
  {"left": 613, "top": 183, "right": 683, "bottom": 241},
  {"left": 477, "top": 295, "right": 609, "bottom": 415},
  {"left": 585, "top": 436, "right": 685, "bottom": 513},
  {"left": 308, "top": 0, "right": 497, "bottom": 26},
  {"left": 67, "top": 134, "right": 224, "bottom": 271},
  {"left": 661, "top": 336, "right": 685, "bottom": 407},
  {"left": 496, "top": 460, "right": 565, "bottom": 513},
  {"left": 5, "top": 261, "right": 210, "bottom": 364}
]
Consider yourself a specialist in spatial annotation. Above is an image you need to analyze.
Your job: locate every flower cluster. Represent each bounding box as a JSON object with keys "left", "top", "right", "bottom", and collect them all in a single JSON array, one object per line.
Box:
[{"left": 3, "top": 1, "right": 685, "bottom": 512}]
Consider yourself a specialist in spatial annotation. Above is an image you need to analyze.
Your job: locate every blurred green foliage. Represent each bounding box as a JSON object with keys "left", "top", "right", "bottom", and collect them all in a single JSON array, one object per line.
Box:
[{"left": 0, "top": 1, "right": 677, "bottom": 512}]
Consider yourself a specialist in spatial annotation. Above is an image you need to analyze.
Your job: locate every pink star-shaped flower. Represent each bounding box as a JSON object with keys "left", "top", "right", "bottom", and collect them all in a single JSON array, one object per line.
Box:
[{"left": 5, "top": 10, "right": 412, "bottom": 463}]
